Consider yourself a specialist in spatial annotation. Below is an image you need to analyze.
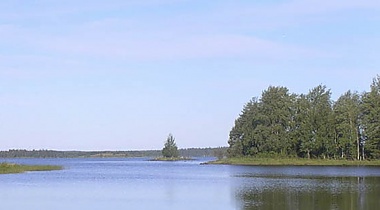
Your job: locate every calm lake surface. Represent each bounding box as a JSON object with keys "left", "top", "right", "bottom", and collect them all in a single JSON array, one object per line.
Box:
[{"left": 1, "top": 158, "right": 380, "bottom": 210}]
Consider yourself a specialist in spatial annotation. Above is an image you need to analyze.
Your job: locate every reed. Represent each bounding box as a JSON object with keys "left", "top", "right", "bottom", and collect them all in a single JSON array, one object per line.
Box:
[{"left": 0, "top": 162, "right": 63, "bottom": 174}]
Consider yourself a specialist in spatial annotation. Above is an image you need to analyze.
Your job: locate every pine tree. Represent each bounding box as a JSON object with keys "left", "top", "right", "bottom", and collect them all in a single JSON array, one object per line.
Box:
[{"left": 162, "top": 134, "right": 179, "bottom": 158}]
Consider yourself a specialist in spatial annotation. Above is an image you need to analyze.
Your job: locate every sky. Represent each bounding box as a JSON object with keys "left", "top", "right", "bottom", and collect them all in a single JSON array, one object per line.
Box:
[{"left": 0, "top": 0, "right": 379, "bottom": 151}]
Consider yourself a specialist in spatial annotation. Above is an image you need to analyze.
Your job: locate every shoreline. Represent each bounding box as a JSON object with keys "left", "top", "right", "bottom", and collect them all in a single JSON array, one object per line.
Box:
[
  {"left": 0, "top": 162, "right": 63, "bottom": 174},
  {"left": 206, "top": 157, "right": 380, "bottom": 166}
]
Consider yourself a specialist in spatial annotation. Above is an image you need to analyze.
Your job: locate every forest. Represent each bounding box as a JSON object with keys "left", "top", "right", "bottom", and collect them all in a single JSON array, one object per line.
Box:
[
  {"left": 228, "top": 75, "right": 380, "bottom": 160},
  {"left": 0, "top": 147, "right": 227, "bottom": 158}
]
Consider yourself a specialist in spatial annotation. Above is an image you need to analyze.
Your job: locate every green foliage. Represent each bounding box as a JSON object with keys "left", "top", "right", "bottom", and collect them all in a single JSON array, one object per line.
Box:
[
  {"left": 362, "top": 75, "right": 380, "bottom": 159},
  {"left": 333, "top": 91, "right": 361, "bottom": 159},
  {"left": 228, "top": 87, "right": 296, "bottom": 157},
  {"left": 259, "top": 86, "right": 294, "bottom": 155},
  {"left": 302, "top": 85, "right": 334, "bottom": 158},
  {"left": 162, "top": 133, "right": 179, "bottom": 158},
  {"left": 213, "top": 147, "right": 227, "bottom": 160},
  {"left": 227, "top": 75, "right": 380, "bottom": 160}
]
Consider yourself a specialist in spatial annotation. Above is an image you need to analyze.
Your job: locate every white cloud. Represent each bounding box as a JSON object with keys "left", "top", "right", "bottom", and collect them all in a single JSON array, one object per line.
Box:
[
  {"left": 0, "top": 0, "right": 374, "bottom": 67},
  {"left": 281, "top": 0, "right": 380, "bottom": 15},
  {"left": 0, "top": 0, "right": 188, "bottom": 19},
  {"left": 33, "top": 32, "right": 321, "bottom": 61},
  {"left": 207, "top": 0, "right": 380, "bottom": 30},
  {"left": 0, "top": 15, "right": 322, "bottom": 62}
]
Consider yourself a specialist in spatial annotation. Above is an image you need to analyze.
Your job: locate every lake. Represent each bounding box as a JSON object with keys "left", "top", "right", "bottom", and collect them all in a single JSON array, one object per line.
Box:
[{"left": 1, "top": 158, "right": 379, "bottom": 210}]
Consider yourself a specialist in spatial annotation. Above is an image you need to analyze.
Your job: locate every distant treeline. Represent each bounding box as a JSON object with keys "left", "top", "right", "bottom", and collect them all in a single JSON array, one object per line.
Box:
[
  {"left": 228, "top": 75, "right": 380, "bottom": 160},
  {"left": 0, "top": 147, "right": 227, "bottom": 158}
]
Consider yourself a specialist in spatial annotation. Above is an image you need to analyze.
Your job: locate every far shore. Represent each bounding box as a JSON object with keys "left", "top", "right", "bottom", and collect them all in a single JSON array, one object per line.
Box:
[
  {"left": 149, "top": 157, "right": 194, "bottom": 161},
  {"left": 206, "top": 157, "right": 380, "bottom": 166},
  {"left": 0, "top": 162, "right": 63, "bottom": 174}
]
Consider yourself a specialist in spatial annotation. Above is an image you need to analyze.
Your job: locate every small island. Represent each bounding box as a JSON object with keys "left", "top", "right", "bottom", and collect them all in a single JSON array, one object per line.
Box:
[
  {"left": 0, "top": 162, "right": 63, "bottom": 174},
  {"left": 151, "top": 157, "right": 193, "bottom": 161},
  {"left": 151, "top": 133, "right": 193, "bottom": 161}
]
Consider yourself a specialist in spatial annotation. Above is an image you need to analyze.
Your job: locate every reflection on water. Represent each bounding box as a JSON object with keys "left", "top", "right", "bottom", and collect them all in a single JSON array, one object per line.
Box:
[
  {"left": 235, "top": 175, "right": 380, "bottom": 210},
  {"left": 1, "top": 159, "right": 380, "bottom": 210}
]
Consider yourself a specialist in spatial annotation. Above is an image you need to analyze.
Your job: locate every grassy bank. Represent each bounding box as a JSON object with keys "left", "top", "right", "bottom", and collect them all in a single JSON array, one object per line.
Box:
[
  {"left": 208, "top": 157, "right": 380, "bottom": 166},
  {"left": 0, "top": 163, "right": 63, "bottom": 174}
]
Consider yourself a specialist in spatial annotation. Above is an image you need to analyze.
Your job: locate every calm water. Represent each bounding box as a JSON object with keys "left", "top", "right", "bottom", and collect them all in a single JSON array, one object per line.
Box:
[{"left": 1, "top": 158, "right": 380, "bottom": 210}]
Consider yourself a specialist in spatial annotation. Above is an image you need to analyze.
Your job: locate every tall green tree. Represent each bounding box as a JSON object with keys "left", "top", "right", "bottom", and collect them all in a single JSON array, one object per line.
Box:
[
  {"left": 228, "top": 98, "right": 261, "bottom": 157},
  {"left": 295, "top": 94, "right": 315, "bottom": 158},
  {"left": 333, "top": 91, "right": 361, "bottom": 159},
  {"left": 162, "top": 134, "right": 179, "bottom": 158},
  {"left": 309, "top": 85, "right": 334, "bottom": 158},
  {"left": 258, "top": 86, "right": 294, "bottom": 155},
  {"left": 298, "top": 85, "right": 334, "bottom": 158},
  {"left": 227, "top": 117, "right": 244, "bottom": 157},
  {"left": 228, "top": 87, "right": 296, "bottom": 157},
  {"left": 361, "top": 75, "right": 380, "bottom": 159}
]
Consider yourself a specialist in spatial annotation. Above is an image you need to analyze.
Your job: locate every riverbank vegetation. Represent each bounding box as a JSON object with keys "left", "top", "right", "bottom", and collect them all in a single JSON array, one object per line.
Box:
[
  {"left": 209, "top": 157, "right": 380, "bottom": 166},
  {"left": 0, "top": 162, "right": 63, "bottom": 174},
  {"left": 227, "top": 75, "right": 380, "bottom": 161}
]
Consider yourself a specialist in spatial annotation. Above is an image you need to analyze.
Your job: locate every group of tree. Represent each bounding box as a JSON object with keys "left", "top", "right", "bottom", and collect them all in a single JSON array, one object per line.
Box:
[
  {"left": 0, "top": 147, "right": 225, "bottom": 158},
  {"left": 228, "top": 75, "right": 380, "bottom": 160}
]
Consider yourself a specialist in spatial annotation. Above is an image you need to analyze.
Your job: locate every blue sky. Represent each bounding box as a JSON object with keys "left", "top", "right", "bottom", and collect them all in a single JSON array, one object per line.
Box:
[{"left": 0, "top": 0, "right": 379, "bottom": 150}]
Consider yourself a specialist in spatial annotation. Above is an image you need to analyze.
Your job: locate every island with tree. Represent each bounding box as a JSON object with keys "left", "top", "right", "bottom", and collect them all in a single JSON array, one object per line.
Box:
[{"left": 152, "top": 133, "right": 193, "bottom": 161}]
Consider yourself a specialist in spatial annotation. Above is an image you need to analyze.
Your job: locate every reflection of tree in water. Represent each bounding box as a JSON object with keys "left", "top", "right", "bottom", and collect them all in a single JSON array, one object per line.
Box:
[{"left": 235, "top": 176, "right": 380, "bottom": 210}]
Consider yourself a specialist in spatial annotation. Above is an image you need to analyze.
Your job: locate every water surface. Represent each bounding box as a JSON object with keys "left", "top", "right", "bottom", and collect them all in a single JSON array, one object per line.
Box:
[{"left": 1, "top": 158, "right": 379, "bottom": 210}]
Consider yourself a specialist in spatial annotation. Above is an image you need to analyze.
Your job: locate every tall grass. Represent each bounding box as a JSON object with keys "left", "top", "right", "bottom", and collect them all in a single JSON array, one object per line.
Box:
[{"left": 0, "top": 162, "right": 63, "bottom": 174}]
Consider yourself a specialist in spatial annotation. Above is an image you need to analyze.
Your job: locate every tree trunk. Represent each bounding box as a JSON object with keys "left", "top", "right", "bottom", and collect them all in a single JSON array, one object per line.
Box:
[
  {"left": 357, "top": 134, "right": 360, "bottom": 160},
  {"left": 362, "top": 144, "right": 365, "bottom": 160}
]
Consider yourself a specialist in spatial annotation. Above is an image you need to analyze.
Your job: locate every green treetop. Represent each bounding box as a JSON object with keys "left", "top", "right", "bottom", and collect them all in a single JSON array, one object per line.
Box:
[{"left": 162, "top": 134, "right": 179, "bottom": 158}]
